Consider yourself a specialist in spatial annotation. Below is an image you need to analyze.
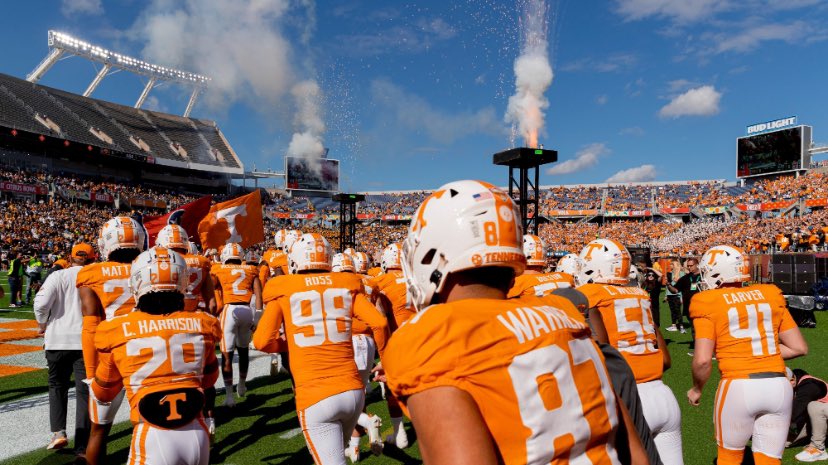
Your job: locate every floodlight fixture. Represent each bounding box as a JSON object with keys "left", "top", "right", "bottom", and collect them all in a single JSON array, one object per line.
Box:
[{"left": 37, "top": 30, "right": 211, "bottom": 86}]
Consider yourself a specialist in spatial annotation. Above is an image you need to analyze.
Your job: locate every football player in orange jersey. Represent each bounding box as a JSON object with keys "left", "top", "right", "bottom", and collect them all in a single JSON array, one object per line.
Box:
[
  {"left": 508, "top": 234, "right": 575, "bottom": 299},
  {"left": 211, "top": 242, "right": 262, "bottom": 407},
  {"left": 253, "top": 234, "right": 390, "bottom": 465},
  {"left": 578, "top": 238, "right": 683, "bottom": 465},
  {"left": 89, "top": 247, "right": 221, "bottom": 465},
  {"left": 262, "top": 230, "right": 300, "bottom": 376},
  {"left": 370, "top": 243, "right": 415, "bottom": 449},
  {"left": 155, "top": 225, "right": 219, "bottom": 439},
  {"left": 381, "top": 180, "right": 646, "bottom": 465},
  {"left": 77, "top": 216, "right": 146, "bottom": 464},
  {"left": 332, "top": 252, "right": 385, "bottom": 461},
  {"left": 556, "top": 252, "right": 584, "bottom": 280},
  {"left": 688, "top": 245, "right": 808, "bottom": 465}
]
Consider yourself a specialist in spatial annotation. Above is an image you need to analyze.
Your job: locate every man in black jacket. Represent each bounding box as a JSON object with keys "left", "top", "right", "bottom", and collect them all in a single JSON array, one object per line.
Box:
[{"left": 667, "top": 258, "right": 701, "bottom": 355}]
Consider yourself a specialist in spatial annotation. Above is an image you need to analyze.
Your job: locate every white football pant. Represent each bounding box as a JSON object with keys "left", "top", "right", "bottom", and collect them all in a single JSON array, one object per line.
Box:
[
  {"left": 714, "top": 377, "right": 792, "bottom": 459},
  {"left": 298, "top": 389, "right": 365, "bottom": 465},
  {"left": 89, "top": 388, "right": 125, "bottom": 425},
  {"left": 352, "top": 334, "right": 376, "bottom": 389},
  {"left": 220, "top": 304, "right": 254, "bottom": 352},
  {"left": 638, "top": 379, "right": 684, "bottom": 465},
  {"left": 127, "top": 418, "right": 209, "bottom": 465}
]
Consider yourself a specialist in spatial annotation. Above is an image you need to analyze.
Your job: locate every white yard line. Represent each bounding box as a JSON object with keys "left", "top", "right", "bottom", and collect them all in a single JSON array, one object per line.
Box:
[{"left": 0, "top": 350, "right": 273, "bottom": 461}]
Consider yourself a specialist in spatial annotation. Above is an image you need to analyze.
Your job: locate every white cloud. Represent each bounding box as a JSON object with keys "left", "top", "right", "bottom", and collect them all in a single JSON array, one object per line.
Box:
[
  {"left": 659, "top": 85, "right": 721, "bottom": 118},
  {"left": 547, "top": 143, "right": 609, "bottom": 175},
  {"left": 370, "top": 79, "right": 506, "bottom": 144},
  {"left": 61, "top": 0, "right": 102, "bottom": 16},
  {"left": 710, "top": 21, "right": 812, "bottom": 54},
  {"left": 615, "top": 0, "right": 729, "bottom": 23},
  {"left": 132, "top": 0, "right": 295, "bottom": 111},
  {"left": 595, "top": 95, "right": 609, "bottom": 105},
  {"left": 606, "top": 164, "right": 657, "bottom": 183},
  {"left": 561, "top": 53, "right": 638, "bottom": 73}
]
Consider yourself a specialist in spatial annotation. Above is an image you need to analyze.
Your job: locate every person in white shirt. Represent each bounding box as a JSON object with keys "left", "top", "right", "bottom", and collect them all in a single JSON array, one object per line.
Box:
[{"left": 34, "top": 243, "right": 94, "bottom": 456}]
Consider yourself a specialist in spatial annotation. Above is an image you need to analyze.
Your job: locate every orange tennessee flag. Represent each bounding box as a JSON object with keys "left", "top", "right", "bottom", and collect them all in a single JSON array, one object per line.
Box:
[{"left": 198, "top": 190, "right": 264, "bottom": 249}]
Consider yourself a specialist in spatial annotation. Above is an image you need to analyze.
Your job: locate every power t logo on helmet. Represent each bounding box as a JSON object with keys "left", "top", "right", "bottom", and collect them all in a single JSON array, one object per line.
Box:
[{"left": 401, "top": 180, "right": 526, "bottom": 311}]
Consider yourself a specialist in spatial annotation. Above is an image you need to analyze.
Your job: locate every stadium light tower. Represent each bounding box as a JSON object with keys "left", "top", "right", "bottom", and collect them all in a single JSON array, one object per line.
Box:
[
  {"left": 27, "top": 31, "right": 210, "bottom": 116},
  {"left": 493, "top": 147, "right": 558, "bottom": 236}
]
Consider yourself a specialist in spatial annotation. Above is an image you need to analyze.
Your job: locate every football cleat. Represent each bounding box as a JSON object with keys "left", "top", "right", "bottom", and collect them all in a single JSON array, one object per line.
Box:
[
  {"left": 237, "top": 380, "right": 247, "bottom": 397},
  {"left": 386, "top": 428, "right": 409, "bottom": 449},
  {"left": 223, "top": 392, "right": 236, "bottom": 408},
  {"left": 366, "top": 415, "right": 384, "bottom": 456},
  {"left": 206, "top": 417, "right": 216, "bottom": 444},
  {"left": 345, "top": 445, "right": 360, "bottom": 463}
]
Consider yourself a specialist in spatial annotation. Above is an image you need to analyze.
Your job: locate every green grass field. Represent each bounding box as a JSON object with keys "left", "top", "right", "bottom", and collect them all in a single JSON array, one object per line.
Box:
[{"left": 0, "top": 287, "right": 825, "bottom": 464}]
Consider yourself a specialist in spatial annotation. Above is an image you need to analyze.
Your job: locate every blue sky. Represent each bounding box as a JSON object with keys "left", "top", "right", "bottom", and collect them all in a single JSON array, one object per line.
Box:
[{"left": 2, "top": 0, "right": 828, "bottom": 191}]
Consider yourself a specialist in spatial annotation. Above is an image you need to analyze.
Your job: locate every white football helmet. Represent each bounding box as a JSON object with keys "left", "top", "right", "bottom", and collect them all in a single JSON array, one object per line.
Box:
[
  {"left": 578, "top": 239, "right": 631, "bottom": 285},
  {"left": 283, "top": 230, "right": 303, "bottom": 253},
  {"left": 628, "top": 264, "right": 640, "bottom": 286},
  {"left": 332, "top": 253, "right": 355, "bottom": 273},
  {"left": 129, "top": 247, "right": 189, "bottom": 300},
  {"left": 155, "top": 224, "right": 189, "bottom": 251},
  {"left": 343, "top": 247, "right": 357, "bottom": 257},
  {"left": 556, "top": 253, "right": 583, "bottom": 277},
  {"left": 220, "top": 243, "right": 244, "bottom": 264},
  {"left": 402, "top": 180, "right": 525, "bottom": 311},
  {"left": 187, "top": 241, "right": 199, "bottom": 255},
  {"left": 98, "top": 216, "right": 146, "bottom": 261},
  {"left": 523, "top": 234, "right": 546, "bottom": 268},
  {"left": 699, "top": 245, "right": 750, "bottom": 290},
  {"left": 274, "top": 229, "right": 288, "bottom": 249},
  {"left": 381, "top": 243, "right": 403, "bottom": 273},
  {"left": 351, "top": 251, "right": 369, "bottom": 274},
  {"left": 288, "top": 233, "right": 332, "bottom": 274}
]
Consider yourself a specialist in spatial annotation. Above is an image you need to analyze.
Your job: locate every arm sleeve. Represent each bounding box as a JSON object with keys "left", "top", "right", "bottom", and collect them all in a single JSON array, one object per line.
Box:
[
  {"left": 251, "top": 299, "right": 285, "bottom": 353},
  {"left": 353, "top": 293, "right": 390, "bottom": 360},
  {"left": 32, "top": 272, "right": 58, "bottom": 324},
  {"left": 693, "top": 317, "right": 715, "bottom": 340},
  {"left": 82, "top": 315, "right": 101, "bottom": 377},
  {"left": 92, "top": 352, "right": 123, "bottom": 402},
  {"left": 201, "top": 335, "right": 220, "bottom": 389}
]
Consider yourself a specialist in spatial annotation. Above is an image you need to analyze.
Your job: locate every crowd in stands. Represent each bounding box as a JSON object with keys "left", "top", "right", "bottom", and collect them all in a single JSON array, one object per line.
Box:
[{"left": 2, "top": 165, "right": 828, "bottom": 269}]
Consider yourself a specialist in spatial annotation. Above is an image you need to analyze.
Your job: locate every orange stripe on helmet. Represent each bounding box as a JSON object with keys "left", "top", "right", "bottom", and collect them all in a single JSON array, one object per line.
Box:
[
  {"left": 489, "top": 186, "right": 521, "bottom": 248},
  {"left": 412, "top": 190, "right": 445, "bottom": 233},
  {"left": 154, "top": 247, "right": 173, "bottom": 285},
  {"left": 120, "top": 217, "right": 135, "bottom": 244}
]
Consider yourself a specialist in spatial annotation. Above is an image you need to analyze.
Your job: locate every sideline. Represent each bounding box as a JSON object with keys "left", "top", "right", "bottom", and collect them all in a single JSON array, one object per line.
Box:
[{"left": 0, "top": 350, "right": 272, "bottom": 461}]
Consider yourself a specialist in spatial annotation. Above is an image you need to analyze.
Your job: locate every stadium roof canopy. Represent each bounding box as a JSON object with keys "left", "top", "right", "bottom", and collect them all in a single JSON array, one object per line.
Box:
[{"left": 27, "top": 30, "right": 209, "bottom": 117}]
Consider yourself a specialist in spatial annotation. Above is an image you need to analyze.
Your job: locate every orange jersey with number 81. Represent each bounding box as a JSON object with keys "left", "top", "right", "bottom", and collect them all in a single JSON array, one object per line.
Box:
[
  {"left": 689, "top": 284, "right": 796, "bottom": 379},
  {"left": 384, "top": 295, "right": 621, "bottom": 465}
]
